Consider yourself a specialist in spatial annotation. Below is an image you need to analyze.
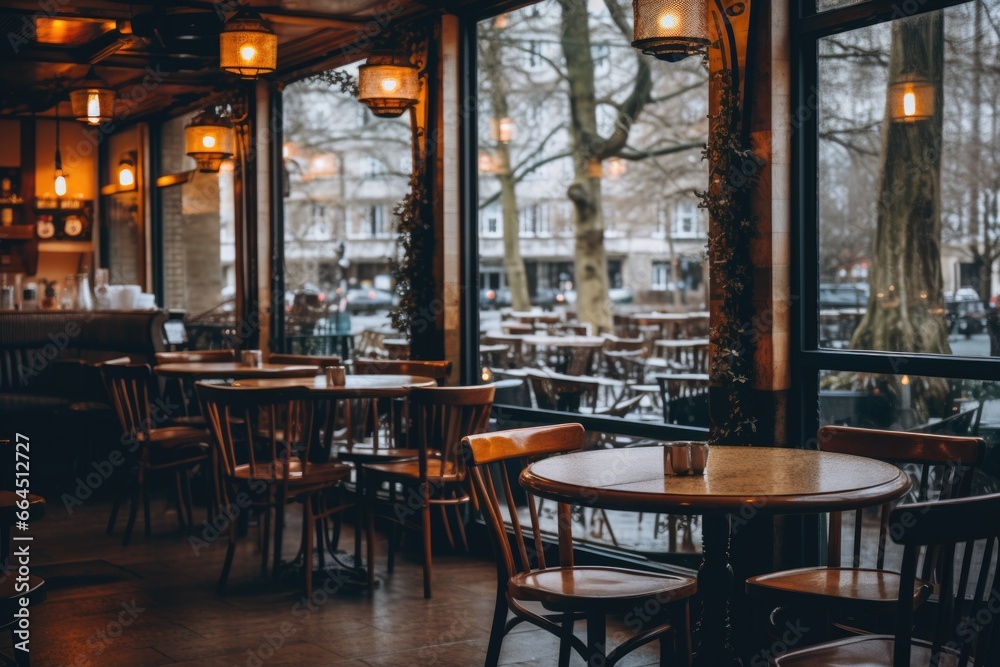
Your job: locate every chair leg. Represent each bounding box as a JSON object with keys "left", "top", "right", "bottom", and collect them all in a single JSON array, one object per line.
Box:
[
  {"left": 173, "top": 471, "right": 187, "bottom": 530},
  {"left": 422, "top": 501, "right": 433, "bottom": 599},
  {"left": 142, "top": 476, "right": 152, "bottom": 539},
  {"left": 122, "top": 476, "right": 142, "bottom": 547},
  {"left": 484, "top": 589, "right": 509, "bottom": 667},
  {"left": 366, "top": 488, "right": 376, "bottom": 590},
  {"left": 260, "top": 507, "right": 271, "bottom": 577},
  {"left": 218, "top": 512, "right": 237, "bottom": 594},
  {"left": 586, "top": 612, "right": 606, "bottom": 667},
  {"left": 439, "top": 504, "right": 456, "bottom": 549},
  {"left": 387, "top": 523, "right": 399, "bottom": 574},
  {"left": 182, "top": 469, "right": 196, "bottom": 532},
  {"left": 106, "top": 497, "right": 121, "bottom": 535},
  {"left": 558, "top": 615, "right": 574, "bottom": 667},
  {"left": 272, "top": 492, "right": 286, "bottom": 581},
  {"left": 453, "top": 503, "right": 469, "bottom": 552},
  {"left": 303, "top": 498, "right": 314, "bottom": 597},
  {"left": 315, "top": 516, "right": 326, "bottom": 570}
]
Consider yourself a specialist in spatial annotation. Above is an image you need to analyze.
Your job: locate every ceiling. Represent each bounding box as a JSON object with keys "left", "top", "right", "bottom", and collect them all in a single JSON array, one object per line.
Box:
[{"left": 0, "top": 0, "right": 438, "bottom": 121}]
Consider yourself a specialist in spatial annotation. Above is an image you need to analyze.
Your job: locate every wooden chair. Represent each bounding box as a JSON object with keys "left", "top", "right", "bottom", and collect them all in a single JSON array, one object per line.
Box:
[
  {"left": 155, "top": 350, "right": 237, "bottom": 425},
  {"left": 267, "top": 353, "right": 340, "bottom": 367},
  {"left": 462, "top": 424, "right": 696, "bottom": 667},
  {"left": 773, "top": 491, "right": 1000, "bottom": 667},
  {"left": 354, "top": 359, "right": 452, "bottom": 384},
  {"left": 198, "top": 383, "right": 352, "bottom": 596},
  {"left": 362, "top": 384, "right": 495, "bottom": 598},
  {"left": 747, "top": 426, "right": 984, "bottom": 639},
  {"left": 100, "top": 357, "right": 211, "bottom": 546}
]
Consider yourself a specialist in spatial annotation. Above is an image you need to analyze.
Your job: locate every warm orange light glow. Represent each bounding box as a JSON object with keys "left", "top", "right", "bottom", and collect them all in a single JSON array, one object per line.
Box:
[
  {"left": 239, "top": 44, "right": 257, "bottom": 62},
  {"left": 381, "top": 78, "right": 400, "bottom": 92},
  {"left": 54, "top": 172, "right": 67, "bottom": 197},
  {"left": 202, "top": 134, "right": 217, "bottom": 149},
  {"left": 86, "top": 92, "right": 101, "bottom": 124},
  {"left": 118, "top": 164, "right": 134, "bottom": 187},
  {"left": 901, "top": 375, "right": 910, "bottom": 386},
  {"left": 659, "top": 13, "right": 678, "bottom": 30},
  {"left": 903, "top": 91, "right": 917, "bottom": 117}
]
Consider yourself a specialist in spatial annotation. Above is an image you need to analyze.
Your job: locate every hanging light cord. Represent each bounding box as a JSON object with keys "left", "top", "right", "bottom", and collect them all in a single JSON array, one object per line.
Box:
[{"left": 54, "top": 104, "right": 62, "bottom": 171}]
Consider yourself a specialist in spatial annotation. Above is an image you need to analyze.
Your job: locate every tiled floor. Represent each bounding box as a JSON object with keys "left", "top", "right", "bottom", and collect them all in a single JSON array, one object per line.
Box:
[{"left": 10, "top": 498, "right": 668, "bottom": 666}]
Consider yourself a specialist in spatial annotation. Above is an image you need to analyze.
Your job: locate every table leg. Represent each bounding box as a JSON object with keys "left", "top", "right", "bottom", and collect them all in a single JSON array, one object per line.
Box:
[{"left": 694, "top": 513, "right": 741, "bottom": 666}]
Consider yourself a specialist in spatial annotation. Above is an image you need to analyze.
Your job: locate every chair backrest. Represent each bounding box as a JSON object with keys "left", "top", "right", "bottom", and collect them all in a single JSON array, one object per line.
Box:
[
  {"left": 100, "top": 357, "right": 156, "bottom": 440},
  {"left": 462, "top": 424, "right": 585, "bottom": 583},
  {"left": 268, "top": 353, "right": 340, "bottom": 367},
  {"left": 816, "top": 425, "right": 984, "bottom": 570},
  {"left": 602, "top": 334, "right": 646, "bottom": 353},
  {"left": 198, "top": 382, "right": 316, "bottom": 486},
  {"left": 409, "top": 384, "right": 495, "bottom": 479},
  {"left": 911, "top": 404, "right": 982, "bottom": 437},
  {"left": 888, "top": 492, "right": 1000, "bottom": 667},
  {"left": 354, "top": 359, "right": 453, "bottom": 383},
  {"left": 155, "top": 350, "right": 237, "bottom": 364}
]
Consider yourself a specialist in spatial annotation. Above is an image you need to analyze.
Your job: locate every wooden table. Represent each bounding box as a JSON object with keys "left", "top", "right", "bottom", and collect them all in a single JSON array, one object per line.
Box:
[
  {"left": 231, "top": 374, "right": 436, "bottom": 395},
  {"left": 523, "top": 335, "right": 605, "bottom": 375},
  {"left": 154, "top": 361, "right": 320, "bottom": 380},
  {"left": 520, "top": 446, "right": 910, "bottom": 666}
]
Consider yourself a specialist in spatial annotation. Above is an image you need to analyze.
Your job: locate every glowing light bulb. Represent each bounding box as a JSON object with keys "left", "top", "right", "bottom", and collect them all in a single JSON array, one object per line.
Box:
[
  {"left": 659, "top": 13, "right": 678, "bottom": 30},
  {"left": 240, "top": 44, "right": 257, "bottom": 62},
  {"left": 202, "top": 134, "right": 217, "bottom": 149},
  {"left": 54, "top": 172, "right": 67, "bottom": 197},
  {"left": 381, "top": 78, "right": 399, "bottom": 92},
  {"left": 903, "top": 91, "right": 916, "bottom": 117},
  {"left": 118, "top": 165, "right": 134, "bottom": 187},
  {"left": 86, "top": 92, "right": 101, "bottom": 124},
  {"left": 901, "top": 375, "right": 910, "bottom": 386}
]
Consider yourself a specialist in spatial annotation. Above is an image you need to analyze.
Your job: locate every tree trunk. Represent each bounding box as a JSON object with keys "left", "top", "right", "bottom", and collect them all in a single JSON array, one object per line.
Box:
[
  {"left": 851, "top": 13, "right": 950, "bottom": 357},
  {"left": 558, "top": 0, "right": 612, "bottom": 332},
  {"left": 481, "top": 29, "right": 531, "bottom": 312}
]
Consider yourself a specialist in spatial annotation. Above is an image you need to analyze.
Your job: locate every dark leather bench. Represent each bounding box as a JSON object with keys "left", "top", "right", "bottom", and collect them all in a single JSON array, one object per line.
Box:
[{"left": 0, "top": 310, "right": 168, "bottom": 416}]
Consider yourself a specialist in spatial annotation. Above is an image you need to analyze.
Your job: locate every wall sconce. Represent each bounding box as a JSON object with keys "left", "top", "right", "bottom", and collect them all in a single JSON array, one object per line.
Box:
[
  {"left": 357, "top": 52, "right": 421, "bottom": 118},
  {"left": 220, "top": 5, "right": 277, "bottom": 79},
  {"left": 118, "top": 152, "right": 136, "bottom": 188},
  {"left": 185, "top": 111, "right": 235, "bottom": 172},
  {"left": 631, "top": 0, "right": 709, "bottom": 62},
  {"left": 69, "top": 67, "right": 115, "bottom": 125},
  {"left": 888, "top": 73, "right": 934, "bottom": 122}
]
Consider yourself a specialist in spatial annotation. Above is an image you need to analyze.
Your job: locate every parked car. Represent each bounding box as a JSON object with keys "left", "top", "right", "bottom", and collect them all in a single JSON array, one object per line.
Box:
[
  {"left": 819, "top": 283, "right": 869, "bottom": 309},
  {"left": 531, "top": 288, "right": 566, "bottom": 308},
  {"left": 345, "top": 288, "right": 396, "bottom": 313},
  {"left": 479, "top": 288, "right": 512, "bottom": 310},
  {"left": 945, "top": 289, "right": 987, "bottom": 338}
]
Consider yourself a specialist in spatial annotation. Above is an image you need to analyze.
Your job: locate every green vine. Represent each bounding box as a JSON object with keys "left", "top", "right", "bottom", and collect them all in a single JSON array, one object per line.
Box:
[
  {"left": 388, "top": 157, "right": 434, "bottom": 338},
  {"left": 698, "top": 67, "right": 763, "bottom": 445}
]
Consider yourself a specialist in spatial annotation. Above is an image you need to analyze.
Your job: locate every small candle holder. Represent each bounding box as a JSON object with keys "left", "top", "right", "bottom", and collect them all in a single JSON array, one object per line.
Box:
[
  {"left": 325, "top": 365, "right": 346, "bottom": 387},
  {"left": 241, "top": 350, "right": 262, "bottom": 368},
  {"left": 664, "top": 442, "right": 709, "bottom": 476}
]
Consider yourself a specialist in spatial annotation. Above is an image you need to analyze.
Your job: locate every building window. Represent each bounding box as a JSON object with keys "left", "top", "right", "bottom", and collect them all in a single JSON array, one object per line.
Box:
[
  {"left": 363, "top": 157, "right": 387, "bottom": 177},
  {"left": 673, "top": 201, "right": 700, "bottom": 238},
  {"left": 651, "top": 261, "right": 670, "bottom": 290},
  {"left": 481, "top": 206, "right": 502, "bottom": 238},
  {"left": 524, "top": 40, "right": 544, "bottom": 71},
  {"left": 366, "top": 205, "right": 390, "bottom": 239},
  {"left": 519, "top": 204, "right": 550, "bottom": 237}
]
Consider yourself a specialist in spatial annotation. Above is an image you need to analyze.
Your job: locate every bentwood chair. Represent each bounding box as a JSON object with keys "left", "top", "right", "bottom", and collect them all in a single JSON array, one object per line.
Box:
[
  {"left": 155, "top": 350, "right": 237, "bottom": 426},
  {"left": 773, "top": 492, "right": 1000, "bottom": 667},
  {"left": 362, "top": 384, "right": 494, "bottom": 597},
  {"left": 463, "top": 424, "right": 696, "bottom": 667},
  {"left": 747, "top": 426, "right": 984, "bottom": 640},
  {"left": 100, "top": 357, "right": 211, "bottom": 546},
  {"left": 198, "top": 383, "right": 352, "bottom": 596}
]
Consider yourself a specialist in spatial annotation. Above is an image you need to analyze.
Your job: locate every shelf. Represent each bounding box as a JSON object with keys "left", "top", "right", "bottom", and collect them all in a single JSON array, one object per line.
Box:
[
  {"left": 0, "top": 225, "right": 34, "bottom": 241},
  {"left": 38, "top": 241, "right": 92, "bottom": 253}
]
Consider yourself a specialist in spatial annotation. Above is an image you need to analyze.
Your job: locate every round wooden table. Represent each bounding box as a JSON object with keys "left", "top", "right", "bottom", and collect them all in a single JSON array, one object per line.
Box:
[
  {"left": 154, "top": 361, "right": 320, "bottom": 380},
  {"left": 231, "top": 374, "right": 437, "bottom": 395},
  {"left": 520, "top": 446, "right": 911, "bottom": 666}
]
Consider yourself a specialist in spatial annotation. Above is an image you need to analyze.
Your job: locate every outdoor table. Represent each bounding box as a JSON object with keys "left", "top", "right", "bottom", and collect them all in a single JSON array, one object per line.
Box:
[
  {"left": 654, "top": 338, "right": 710, "bottom": 371},
  {"left": 523, "top": 334, "right": 605, "bottom": 375},
  {"left": 382, "top": 338, "right": 410, "bottom": 360},
  {"left": 631, "top": 312, "right": 710, "bottom": 339},
  {"left": 154, "top": 361, "right": 320, "bottom": 380},
  {"left": 520, "top": 445, "right": 910, "bottom": 666}
]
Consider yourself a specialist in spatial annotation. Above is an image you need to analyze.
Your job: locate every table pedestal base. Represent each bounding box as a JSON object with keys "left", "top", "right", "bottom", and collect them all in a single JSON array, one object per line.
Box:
[{"left": 694, "top": 513, "right": 741, "bottom": 666}]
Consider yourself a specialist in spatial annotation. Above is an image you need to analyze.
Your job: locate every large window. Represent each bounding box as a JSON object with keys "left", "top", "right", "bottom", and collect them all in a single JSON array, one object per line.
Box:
[
  {"left": 797, "top": 0, "right": 1000, "bottom": 484},
  {"left": 279, "top": 65, "right": 410, "bottom": 354},
  {"left": 158, "top": 113, "right": 236, "bottom": 349},
  {"left": 476, "top": 1, "right": 710, "bottom": 434}
]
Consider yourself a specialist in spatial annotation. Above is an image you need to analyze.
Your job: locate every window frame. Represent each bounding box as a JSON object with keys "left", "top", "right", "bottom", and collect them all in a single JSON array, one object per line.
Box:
[{"left": 790, "top": 0, "right": 994, "bottom": 444}]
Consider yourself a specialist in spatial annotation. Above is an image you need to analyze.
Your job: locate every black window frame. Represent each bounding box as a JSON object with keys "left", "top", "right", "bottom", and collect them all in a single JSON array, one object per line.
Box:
[{"left": 790, "top": 0, "right": 995, "bottom": 445}]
